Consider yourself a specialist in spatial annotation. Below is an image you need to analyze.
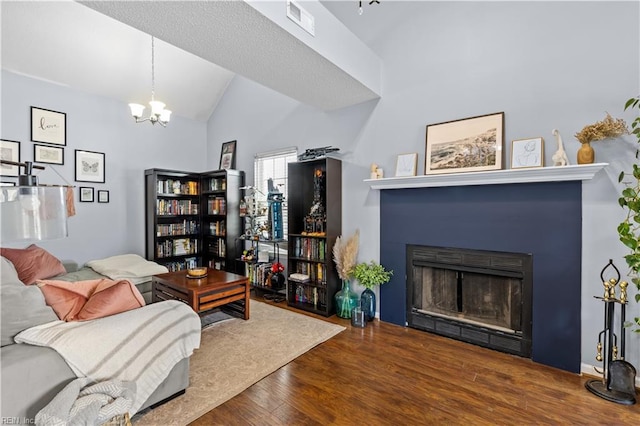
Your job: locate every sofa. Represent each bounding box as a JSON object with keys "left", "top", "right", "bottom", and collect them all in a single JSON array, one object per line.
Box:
[{"left": 0, "top": 249, "right": 201, "bottom": 421}]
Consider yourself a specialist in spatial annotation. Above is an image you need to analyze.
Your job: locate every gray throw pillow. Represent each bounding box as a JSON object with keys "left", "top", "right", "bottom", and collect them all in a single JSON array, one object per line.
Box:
[{"left": 1, "top": 256, "right": 58, "bottom": 347}]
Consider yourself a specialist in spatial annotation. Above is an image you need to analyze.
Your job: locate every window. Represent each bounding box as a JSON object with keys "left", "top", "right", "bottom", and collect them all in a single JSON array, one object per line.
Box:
[{"left": 254, "top": 147, "right": 298, "bottom": 239}]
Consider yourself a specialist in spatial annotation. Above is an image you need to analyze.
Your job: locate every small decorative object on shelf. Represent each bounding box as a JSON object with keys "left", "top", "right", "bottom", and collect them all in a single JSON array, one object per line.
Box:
[
  {"left": 584, "top": 259, "right": 636, "bottom": 405},
  {"left": 353, "top": 261, "right": 393, "bottom": 321},
  {"left": 370, "top": 163, "right": 383, "bottom": 179},
  {"left": 332, "top": 230, "right": 359, "bottom": 318},
  {"left": 574, "top": 113, "right": 628, "bottom": 164},
  {"left": 303, "top": 168, "right": 327, "bottom": 236},
  {"left": 551, "top": 129, "right": 569, "bottom": 166},
  {"left": 270, "top": 262, "right": 285, "bottom": 290},
  {"left": 297, "top": 146, "right": 339, "bottom": 161}
]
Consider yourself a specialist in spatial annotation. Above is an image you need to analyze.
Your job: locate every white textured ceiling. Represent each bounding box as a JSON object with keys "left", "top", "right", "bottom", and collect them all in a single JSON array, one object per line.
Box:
[{"left": 1, "top": 0, "right": 383, "bottom": 122}]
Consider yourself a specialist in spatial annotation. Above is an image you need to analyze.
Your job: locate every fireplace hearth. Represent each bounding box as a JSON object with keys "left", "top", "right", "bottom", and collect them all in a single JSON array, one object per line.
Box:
[{"left": 406, "top": 245, "right": 532, "bottom": 357}]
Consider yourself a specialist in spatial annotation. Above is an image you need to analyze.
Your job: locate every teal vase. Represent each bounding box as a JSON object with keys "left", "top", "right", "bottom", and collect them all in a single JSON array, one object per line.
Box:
[
  {"left": 334, "top": 280, "right": 358, "bottom": 318},
  {"left": 360, "top": 288, "right": 376, "bottom": 321}
]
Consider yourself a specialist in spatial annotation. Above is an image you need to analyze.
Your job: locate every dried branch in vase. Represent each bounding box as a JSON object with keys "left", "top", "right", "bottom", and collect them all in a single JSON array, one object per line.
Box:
[
  {"left": 575, "top": 113, "right": 628, "bottom": 144},
  {"left": 333, "top": 229, "right": 359, "bottom": 281}
]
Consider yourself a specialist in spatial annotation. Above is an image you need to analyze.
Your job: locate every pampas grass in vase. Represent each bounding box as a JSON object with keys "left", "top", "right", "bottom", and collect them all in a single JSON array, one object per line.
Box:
[{"left": 333, "top": 229, "right": 360, "bottom": 318}]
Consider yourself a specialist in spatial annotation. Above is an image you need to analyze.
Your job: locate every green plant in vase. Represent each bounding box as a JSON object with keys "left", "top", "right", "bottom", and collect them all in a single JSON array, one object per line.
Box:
[
  {"left": 353, "top": 261, "right": 393, "bottom": 321},
  {"left": 332, "top": 230, "right": 359, "bottom": 319},
  {"left": 617, "top": 95, "right": 640, "bottom": 332}
]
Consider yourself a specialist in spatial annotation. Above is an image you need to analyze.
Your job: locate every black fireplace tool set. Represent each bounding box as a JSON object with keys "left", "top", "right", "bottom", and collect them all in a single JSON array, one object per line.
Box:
[{"left": 585, "top": 259, "right": 637, "bottom": 405}]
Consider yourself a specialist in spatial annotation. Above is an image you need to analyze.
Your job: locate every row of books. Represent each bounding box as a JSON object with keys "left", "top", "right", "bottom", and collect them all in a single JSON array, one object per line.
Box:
[
  {"left": 207, "top": 178, "right": 226, "bottom": 192},
  {"left": 291, "top": 237, "right": 326, "bottom": 261},
  {"left": 207, "top": 220, "right": 226, "bottom": 236},
  {"left": 291, "top": 284, "right": 326, "bottom": 310},
  {"left": 207, "top": 259, "right": 225, "bottom": 270},
  {"left": 245, "top": 262, "right": 274, "bottom": 287},
  {"left": 156, "top": 238, "right": 199, "bottom": 258},
  {"left": 157, "top": 199, "right": 199, "bottom": 216},
  {"left": 164, "top": 256, "right": 199, "bottom": 272},
  {"left": 207, "top": 239, "right": 226, "bottom": 257},
  {"left": 207, "top": 197, "right": 226, "bottom": 215},
  {"left": 292, "top": 261, "right": 326, "bottom": 285},
  {"left": 157, "top": 179, "right": 199, "bottom": 195},
  {"left": 156, "top": 220, "right": 199, "bottom": 237}
]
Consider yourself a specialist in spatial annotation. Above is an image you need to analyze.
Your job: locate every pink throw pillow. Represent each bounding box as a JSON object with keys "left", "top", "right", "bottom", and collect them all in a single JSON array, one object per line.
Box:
[
  {"left": 37, "top": 279, "right": 98, "bottom": 321},
  {"left": 1, "top": 245, "right": 66, "bottom": 285},
  {"left": 76, "top": 279, "right": 145, "bottom": 321},
  {"left": 37, "top": 278, "right": 145, "bottom": 321}
]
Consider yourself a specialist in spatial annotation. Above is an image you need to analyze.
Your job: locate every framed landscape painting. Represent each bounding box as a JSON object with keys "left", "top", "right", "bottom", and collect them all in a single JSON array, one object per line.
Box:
[{"left": 425, "top": 112, "right": 504, "bottom": 175}]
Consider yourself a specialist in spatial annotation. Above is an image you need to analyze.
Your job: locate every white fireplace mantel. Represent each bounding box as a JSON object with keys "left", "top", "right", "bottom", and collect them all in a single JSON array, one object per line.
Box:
[{"left": 364, "top": 163, "right": 608, "bottom": 190}]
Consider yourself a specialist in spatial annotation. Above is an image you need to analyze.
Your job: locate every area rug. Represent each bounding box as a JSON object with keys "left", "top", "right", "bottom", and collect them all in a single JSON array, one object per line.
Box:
[{"left": 132, "top": 300, "right": 345, "bottom": 425}]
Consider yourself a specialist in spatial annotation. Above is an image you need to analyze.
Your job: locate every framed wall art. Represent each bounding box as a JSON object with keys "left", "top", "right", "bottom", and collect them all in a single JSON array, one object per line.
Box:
[
  {"left": 79, "top": 187, "right": 94, "bottom": 202},
  {"left": 34, "top": 144, "right": 64, "bottom": 165},
  {"left": 425, "top": 112, "right": 504, "bottom": 175},
  {"left": 0, "top": 181, "right": 16, "bottom": 186},
  {"left": 98, "top": 190, "right": 110, "bottom": 203},
  {"left": 395, "top": 153, "right": 418, "bottom": 177},
  {"left": 511, "top": 137, "right": 544, "bottom": 169},
  {"left": 0, "top": 139, "right": 21, "bottom": 177},
  {"left": 219, "top": 140, "right": 237, "bottom": 170},
  {"left": 75, "top": 149, "right": 105, "bottom": 183},
  {"left": 31, "top": 107, "right": 66, "bottom": 146}
]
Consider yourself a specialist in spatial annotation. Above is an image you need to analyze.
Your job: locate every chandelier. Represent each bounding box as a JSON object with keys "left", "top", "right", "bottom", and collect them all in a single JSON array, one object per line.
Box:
[{"left": 128, "top": 36, "right": 172, "bottom": 126}]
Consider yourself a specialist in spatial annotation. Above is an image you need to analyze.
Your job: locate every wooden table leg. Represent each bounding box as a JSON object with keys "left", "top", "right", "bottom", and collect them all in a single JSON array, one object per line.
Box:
[{"left": 244, "top": 279, "right": 250, "bottom": 320}]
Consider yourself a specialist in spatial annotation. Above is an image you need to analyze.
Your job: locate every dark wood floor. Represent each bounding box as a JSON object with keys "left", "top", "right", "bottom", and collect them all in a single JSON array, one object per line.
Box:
[{"left": 191, "top": 296, "right": 640, "bottom": 425}]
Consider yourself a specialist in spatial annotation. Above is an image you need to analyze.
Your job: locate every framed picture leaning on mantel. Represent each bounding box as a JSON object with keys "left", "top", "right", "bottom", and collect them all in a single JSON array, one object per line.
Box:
[
  {"left": 395, "top": 153, "right": 418, "bottom": 177},
  {"left": 511, "top": 137, "right": 544, "bottom": 169},
  {"left": 425, "top": 112, "right": 504, "bottom": 175},
  {"left": 31, "top": 106, "right": 66, "bottom": 146}
]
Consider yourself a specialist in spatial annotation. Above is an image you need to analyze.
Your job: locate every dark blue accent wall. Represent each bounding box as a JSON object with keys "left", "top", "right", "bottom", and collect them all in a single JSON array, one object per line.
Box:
[{"left": 380, "top": 181, "right": 582, "bottom": 373}]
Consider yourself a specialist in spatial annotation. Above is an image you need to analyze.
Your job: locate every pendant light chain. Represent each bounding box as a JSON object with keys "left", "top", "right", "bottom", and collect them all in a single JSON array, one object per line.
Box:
[{"left": 151, "top": 36, "right": 155, "bottom": 103}]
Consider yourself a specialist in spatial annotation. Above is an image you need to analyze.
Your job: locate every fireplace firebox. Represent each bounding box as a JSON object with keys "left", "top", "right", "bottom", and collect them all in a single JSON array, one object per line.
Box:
[{"left": 406, "top": 245, "right": 532, "bottom": 357}]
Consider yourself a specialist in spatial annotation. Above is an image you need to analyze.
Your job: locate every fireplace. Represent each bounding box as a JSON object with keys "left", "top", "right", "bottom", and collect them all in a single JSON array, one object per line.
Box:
[
  {"left": 379, "top": 180, "right": 583, "bottom": 373},
  {"left": 406, "top": 245, "right": 532, "bottom": 357}
]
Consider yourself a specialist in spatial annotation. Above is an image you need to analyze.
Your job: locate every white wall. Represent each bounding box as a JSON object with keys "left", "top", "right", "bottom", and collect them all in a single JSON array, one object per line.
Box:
[
  {"left": 1, "top": 70, "right": 208, "bottom": 265},
  {"left": 207, "top": 2, "right": 640, "bottom": 369}
]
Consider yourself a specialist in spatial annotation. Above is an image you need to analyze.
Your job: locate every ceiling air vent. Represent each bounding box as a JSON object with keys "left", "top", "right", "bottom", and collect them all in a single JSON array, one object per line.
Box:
[{"left": 287, "top": 0, "right": 315, "bottom": 36}]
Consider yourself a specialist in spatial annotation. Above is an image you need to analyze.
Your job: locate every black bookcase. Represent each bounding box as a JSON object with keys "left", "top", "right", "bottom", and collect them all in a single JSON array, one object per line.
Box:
[
  {"left": 200, "top": 169, "right": 244, "bottom": 274},
  {"left": 287, "top": 157, "right": 342, "bottom": 316},
  {"left": 144, "top": 168, "right": 244, "bottom": 273}
]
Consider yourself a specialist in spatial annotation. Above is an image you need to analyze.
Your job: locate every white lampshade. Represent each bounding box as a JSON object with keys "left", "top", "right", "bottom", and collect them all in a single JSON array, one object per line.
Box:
[
  {"left": 129, "top": 103, "right": 145, "bottom": 119},
  {"left": 0, "top": 186, "right": 68, "bottom": 243},
  {"left": 149, "top": 101, "right": 166, "bottom": 116},
  {"left": 159, "top": 109, "right": 172, "bottom": 123}
]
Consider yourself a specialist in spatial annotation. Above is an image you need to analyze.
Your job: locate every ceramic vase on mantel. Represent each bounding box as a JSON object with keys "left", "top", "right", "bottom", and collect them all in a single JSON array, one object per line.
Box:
[
  {"left": 335, "top": 280, "right": 359, "bottom": 319},
  {"left": 577, "top": 142, "right": 595, "bottom": 164}
]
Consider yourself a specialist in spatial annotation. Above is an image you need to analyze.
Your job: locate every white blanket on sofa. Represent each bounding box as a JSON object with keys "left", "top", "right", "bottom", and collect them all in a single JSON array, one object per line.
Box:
[
  {"left": 15, "top": 300, "right": 200, "bottom": 415},
  {"left": 86, "top": 254, "right": 169, "bottom": 285}
]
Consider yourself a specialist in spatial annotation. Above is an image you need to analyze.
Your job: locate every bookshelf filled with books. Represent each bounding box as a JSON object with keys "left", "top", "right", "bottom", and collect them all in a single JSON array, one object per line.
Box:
[
  {"left": 200, "top": 169, "right": 244, "bottom": 273},
  {"left": 145, "top": 168, "right": 244, "bottom": 273},
  {"left": 287, "top": 157, "right": 342, "bottom": 316}
]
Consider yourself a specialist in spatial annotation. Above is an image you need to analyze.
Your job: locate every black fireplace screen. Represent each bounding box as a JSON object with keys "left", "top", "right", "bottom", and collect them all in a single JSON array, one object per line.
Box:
[{"left": 406, "top": 245, "right": 532, "bottom": 357}]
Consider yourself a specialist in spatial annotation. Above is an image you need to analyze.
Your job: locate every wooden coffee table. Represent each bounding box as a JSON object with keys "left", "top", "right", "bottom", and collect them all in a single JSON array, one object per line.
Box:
[{"left": 152, "top": 268, "right": 250, "bottom": 320}]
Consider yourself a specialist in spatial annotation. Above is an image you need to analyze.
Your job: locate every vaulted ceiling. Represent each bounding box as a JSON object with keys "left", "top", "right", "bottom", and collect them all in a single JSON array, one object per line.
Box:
[{"left": 1, "top": 1, "right": 398, "bottom": 122}]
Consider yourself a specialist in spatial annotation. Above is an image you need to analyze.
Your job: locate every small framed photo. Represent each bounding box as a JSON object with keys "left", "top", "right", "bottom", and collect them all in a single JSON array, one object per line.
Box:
[
  {"left": 395, "top": 153, "right": 418, "bottom": 177},
  {"left": 79, "top": 187, "right": 94, "bottom": 202},
  {"left": 511, "top": 137, "right": 544, "bottom": 169},
  {"left": 34, "top": 144, "right": 64, "bottom": 165},
  {"left": 98, "top": 190, "right": 109, "bottom": 203},
  {"left": 31, "top": 107, "right": 66, "bottom": 146},
  {"left": 425, "top": 112, "right": 504, "bottom": 175},
  {"left": 0, "top": 139, "right": 21, "bottom": 177},
  {"left": 219, "top": 140, "right": 237, "bottom": 170},
  {"left": 75, "top": 149, "right": 105, "bottom": 183}
]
